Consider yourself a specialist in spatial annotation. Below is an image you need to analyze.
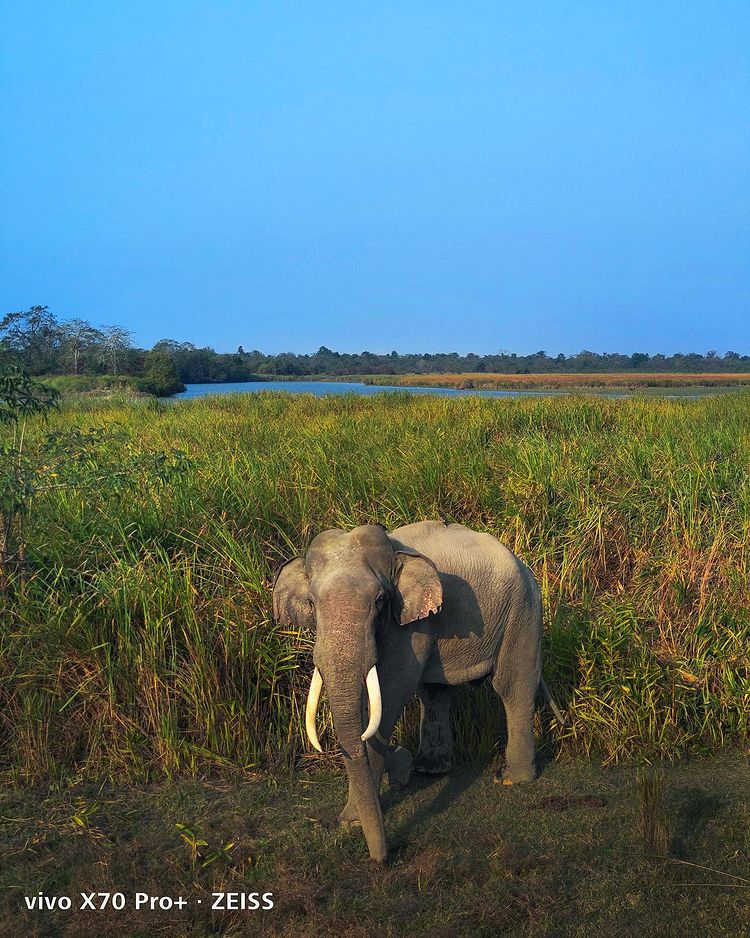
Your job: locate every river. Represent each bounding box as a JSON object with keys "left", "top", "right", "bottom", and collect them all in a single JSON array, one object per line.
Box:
[{"left": 172, "top": 380, "right": 736, "bottom": 400}]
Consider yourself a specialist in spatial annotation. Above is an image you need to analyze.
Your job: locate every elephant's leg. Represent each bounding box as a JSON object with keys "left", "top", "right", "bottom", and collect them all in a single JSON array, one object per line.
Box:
[
  {"left": 384, "top": 745, "right": 413, "bottom": 789},
  {"left": 414, "top": 682, "right": 455, "bottom": 775},
  {"left": 491, "top": 656, "right": 539, "bottom": 785}
]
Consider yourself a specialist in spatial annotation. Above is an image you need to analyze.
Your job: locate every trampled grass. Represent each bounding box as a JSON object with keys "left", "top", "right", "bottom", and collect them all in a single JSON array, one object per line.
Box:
[{"left": 1, "top": 391, "right": 749, "bottom": 782}]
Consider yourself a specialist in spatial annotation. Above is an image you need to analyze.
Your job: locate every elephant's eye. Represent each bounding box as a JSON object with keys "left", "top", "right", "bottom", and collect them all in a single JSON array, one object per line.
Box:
[{"left": 374, "top": 590, "right": 386, "bottom": 606}]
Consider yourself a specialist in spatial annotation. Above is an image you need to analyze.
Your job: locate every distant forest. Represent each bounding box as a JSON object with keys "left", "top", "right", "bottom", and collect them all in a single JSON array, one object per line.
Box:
[{"left": 3, "top": 306, "right": 749, "bottom": 382}]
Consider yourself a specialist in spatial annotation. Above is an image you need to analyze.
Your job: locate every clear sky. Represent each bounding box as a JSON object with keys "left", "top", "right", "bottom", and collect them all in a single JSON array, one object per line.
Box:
[{"left": 1, "top": 3, "right": 748, "bottom": 356}]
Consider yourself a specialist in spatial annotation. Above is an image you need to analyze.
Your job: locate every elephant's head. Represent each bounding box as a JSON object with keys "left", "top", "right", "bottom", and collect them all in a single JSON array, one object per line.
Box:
[{"left": 272, "top": 524, "right": 442, "bottom": 861}]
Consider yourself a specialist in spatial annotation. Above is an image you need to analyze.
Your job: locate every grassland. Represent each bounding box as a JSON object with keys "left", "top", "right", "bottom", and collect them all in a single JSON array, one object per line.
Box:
[
  {"left": 349, "top": 371, "right": 750, "bottom": 390},
  {"left": 2, "top": 390, "right": 749, "bottom": 934},
  {"left": 1, "top": 390, "right": 748, "bottom": 784}
]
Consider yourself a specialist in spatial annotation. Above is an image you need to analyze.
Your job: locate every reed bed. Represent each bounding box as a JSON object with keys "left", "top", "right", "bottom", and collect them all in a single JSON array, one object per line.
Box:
[
  {"left": 355, "top": 372, "right": 750, "bottom": 389},
  {"left": 1, "top": 391, "right": 748, "bottom": 782}
]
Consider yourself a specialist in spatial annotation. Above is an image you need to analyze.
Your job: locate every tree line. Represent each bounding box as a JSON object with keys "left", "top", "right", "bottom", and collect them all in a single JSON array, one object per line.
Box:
[
  {"left": 2, "top": 307, "right": 749, "bottom": 389},
  {"left": 0, "top": 307, "right": 183, "bottom": 395}
]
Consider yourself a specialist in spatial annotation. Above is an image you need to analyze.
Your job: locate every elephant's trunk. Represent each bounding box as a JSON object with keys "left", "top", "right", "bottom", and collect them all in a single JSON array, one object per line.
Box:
[
  {"left": 305, "top": 665, "right": 382, "bottom": 750},
  {"left": 344, "top": 747, "right": 387, "bottom": 862},
  {"left": 324, "top": 670, "right": 387, "bottom": 862}
]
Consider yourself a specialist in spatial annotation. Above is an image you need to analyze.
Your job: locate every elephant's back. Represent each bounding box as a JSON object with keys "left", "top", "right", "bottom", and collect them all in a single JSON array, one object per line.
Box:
[
  {"left": 392, "top": 521, "right": 539, "bottom": 683},
  {"left": 391, "top": 520, "right": 522, "bottom": 581}
]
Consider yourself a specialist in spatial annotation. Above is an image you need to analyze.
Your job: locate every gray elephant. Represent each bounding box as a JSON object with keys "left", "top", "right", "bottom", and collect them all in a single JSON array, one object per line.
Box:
[{"left": 273, "top": 520, "right": 557, "bottom": 862}]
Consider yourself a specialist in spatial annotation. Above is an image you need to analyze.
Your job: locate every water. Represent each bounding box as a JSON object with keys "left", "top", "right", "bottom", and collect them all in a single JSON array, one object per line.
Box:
[
  {"left": 174, "top": 380, "right": 565, "bottom": 400},
  {"left": 172, "top": 380, "right": 734, "bottom": 401}
]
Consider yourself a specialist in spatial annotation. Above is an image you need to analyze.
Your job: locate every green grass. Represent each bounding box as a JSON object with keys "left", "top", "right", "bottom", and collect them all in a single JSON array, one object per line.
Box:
[
  {"left": 39, "top": 374, "right": 147, "bottom": 400},
  {"left": 1, "top": 754, "right": 748, "bottom": 936},
  {"left": 1, "top": 391, "right": 749, "bottom": 784}
]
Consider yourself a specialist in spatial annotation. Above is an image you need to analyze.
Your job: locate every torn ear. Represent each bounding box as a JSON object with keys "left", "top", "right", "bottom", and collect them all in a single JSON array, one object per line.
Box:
[
  {"left": 393, "top": 551, "right": 443, "bottom": 625},
  {"left": 272, "top": 557, "right": 314, "bottom": 630}
]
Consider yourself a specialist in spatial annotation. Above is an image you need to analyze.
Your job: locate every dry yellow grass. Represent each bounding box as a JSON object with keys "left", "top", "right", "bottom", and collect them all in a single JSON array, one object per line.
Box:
[{"left": 361, "top": 371, "right": 750, "bottom": 389}]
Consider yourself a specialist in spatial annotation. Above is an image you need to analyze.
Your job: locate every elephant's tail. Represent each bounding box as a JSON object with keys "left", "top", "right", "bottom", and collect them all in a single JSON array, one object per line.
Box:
[{"left": 539, "top": 676, "right": 566, "bottom": 726}]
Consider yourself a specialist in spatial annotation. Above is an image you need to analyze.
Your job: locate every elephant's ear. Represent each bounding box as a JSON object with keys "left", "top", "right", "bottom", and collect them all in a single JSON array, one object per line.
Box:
[
  {"left": 272, "top": 557, "right": 314, "bottom": 630},
  {"left": 393, "top": 550, "right": 443, "bottom": 626}
]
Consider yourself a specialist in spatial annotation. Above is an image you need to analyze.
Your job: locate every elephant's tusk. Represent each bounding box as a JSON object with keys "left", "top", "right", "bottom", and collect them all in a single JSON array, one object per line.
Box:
[
  {"left": 305, "top": 667, "right": 324, "bottom": 753},
  {"left": 361, "top": 665, "right": 382, "bottom": 742}
]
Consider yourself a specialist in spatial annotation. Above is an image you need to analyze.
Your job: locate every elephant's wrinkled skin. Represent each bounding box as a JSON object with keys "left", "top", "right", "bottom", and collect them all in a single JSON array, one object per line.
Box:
[{"left": 273, "top": 521, "right": 544, "bottom": 861}]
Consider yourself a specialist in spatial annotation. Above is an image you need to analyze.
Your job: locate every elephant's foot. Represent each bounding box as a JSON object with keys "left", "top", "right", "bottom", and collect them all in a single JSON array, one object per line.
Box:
[
  {"left": 494, "top": 763, "right": 537, "bottom": 786},
  {"left": 385, "top": 746, "right": 413, "bottom": 790},
  {"left": 414, "top": 751, "right": 453, "bottom": 775}
]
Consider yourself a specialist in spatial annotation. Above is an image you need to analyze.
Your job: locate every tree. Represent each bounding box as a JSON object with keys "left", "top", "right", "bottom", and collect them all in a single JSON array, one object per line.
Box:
[
  {"left": 571, "top": 350, "right": 599, "bottom": 372},
  {"left": 60, "top": 319, "right": 103, "bottom": 374},
  {"left": 153, "top": 338, "right": 194, "bottom": 355},
  {"left": 0, "top": 306, "right": 62, "bottom": 374},
  {"left": 137, "top": 352, "right": 185, "bottom": 396},
  {"left": 630, "top": 352, "right": 650, "bottom": 370},
  {"left": 100, "top": 325, "right": 133, "bottom": 375}
]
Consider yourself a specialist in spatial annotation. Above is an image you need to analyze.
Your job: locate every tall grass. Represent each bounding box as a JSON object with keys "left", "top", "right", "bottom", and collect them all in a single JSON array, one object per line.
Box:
[
  {"left": 1, "top": 391, "right": 748, "bottom": 782},
  {"left": 355, "top": 372, "right": 750, "bottom": 389}
]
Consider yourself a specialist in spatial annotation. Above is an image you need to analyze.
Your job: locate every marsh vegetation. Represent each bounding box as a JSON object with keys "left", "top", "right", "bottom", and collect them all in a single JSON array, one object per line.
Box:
[{"left": 0, "top": 391, "right": 748, "bottom": 783}]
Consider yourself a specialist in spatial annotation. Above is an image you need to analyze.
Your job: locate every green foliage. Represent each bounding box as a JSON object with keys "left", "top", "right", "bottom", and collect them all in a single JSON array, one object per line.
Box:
[
  {"left": 175, "top": 821, "right": 246, "bottom": 871},
  {"left": 0, "top": 356, "right": 190, "bottom": 594},
  {"left": 137, "top": 351, "right": 185, "bottom": 396},
  {"left": 41, "top": 424, "right": 192, "bottom": 490},
  {"left": 160, "top": 342, "right": 750, "bottom": 381},
  {"left": 1, "top": 391, "right": 749, "bottom": 783},
  {"left": 41, "top": 374, "right": 141, "bottom": 396},
  {"left": 0, "top": 358, "right": 59, "bottom": 586},
  {"left": 0, "top": 306, "right": 61, "bottom": 375},
  {"left": 174, "top": 822, "right": 209, "bottom": 869},
  {"left": 0, "top": 357, "right": 58, "bottom": 425},
  {"left": 1, "top": 307, "right": 138, "bottom": 377}
]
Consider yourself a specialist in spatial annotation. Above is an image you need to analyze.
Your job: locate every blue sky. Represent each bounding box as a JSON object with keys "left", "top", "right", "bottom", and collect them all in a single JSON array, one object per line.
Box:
[{"left": 1, "top": 2, "right": 748, "bottom": 355}]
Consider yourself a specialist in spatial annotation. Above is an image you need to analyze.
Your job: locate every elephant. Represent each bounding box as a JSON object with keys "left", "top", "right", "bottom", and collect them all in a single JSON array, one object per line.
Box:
[{"left": 273, "top": 520, "right": 557, "bottom": 862}]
